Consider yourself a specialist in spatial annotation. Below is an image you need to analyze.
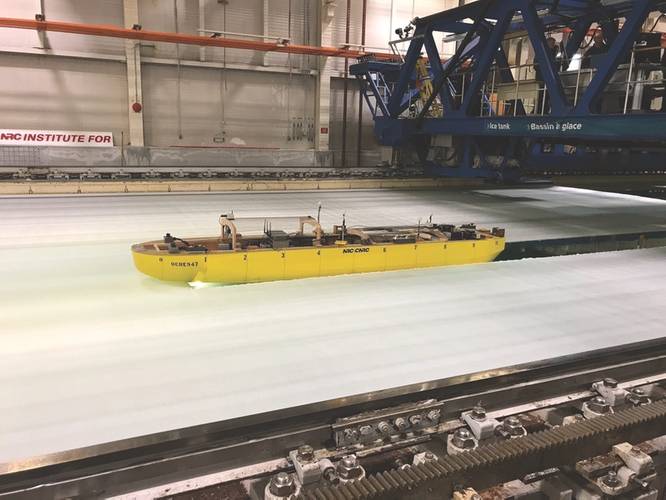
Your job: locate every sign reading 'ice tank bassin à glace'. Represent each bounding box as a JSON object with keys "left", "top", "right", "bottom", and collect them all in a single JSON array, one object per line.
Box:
[
  {"left": 486, "top": 120, "right": 584, "bottom": 135},
  {"left": 482, "top": 117, "right": 663, "bottom": 139}
]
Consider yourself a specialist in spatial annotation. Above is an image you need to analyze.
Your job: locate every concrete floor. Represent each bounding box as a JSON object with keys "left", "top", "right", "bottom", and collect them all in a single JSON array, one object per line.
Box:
[{"left": 1, "top": 187, "right": 666, "bottom": 463}]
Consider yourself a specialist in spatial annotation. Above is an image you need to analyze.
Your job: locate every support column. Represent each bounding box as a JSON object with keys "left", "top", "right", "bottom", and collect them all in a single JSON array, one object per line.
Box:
[
  {"left": 123, "top": 0, "right": 145, "bottom": 146},
  {"left": 315, "top": 0, "right": 335, "bottom": 153},
  {"left": 199, "top": 0, "right": 206, "bottom": 62},
  {"left": 37, "top": 0, "right": 50, "bottom": 49},
  {"left": 262, "top": 0, "right": 269, "bottom": 66}
]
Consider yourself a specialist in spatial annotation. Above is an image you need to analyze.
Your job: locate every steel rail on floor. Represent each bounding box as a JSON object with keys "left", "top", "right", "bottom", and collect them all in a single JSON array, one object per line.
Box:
[{"left": 2, "top": 337, "right": 666, "bottom": 499}]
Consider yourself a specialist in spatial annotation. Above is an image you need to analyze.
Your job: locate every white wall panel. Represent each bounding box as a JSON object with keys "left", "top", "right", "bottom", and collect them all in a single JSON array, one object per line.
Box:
[
  {"left": 0, "top": 53, "right": 129, "bottom": 143},
  {"left": 139, "top": 0, "right": 269, "bottom": 66},
  {"left": 325, "top": 0, "right": 455, "bottom": 74},
  {"left": 201, "top": 0, "right": 265, "bottom": 66},
  {"left": 0, "top": 0, "right": 125, "bottom": 55},
  {"left": 264, "top": 0, "right": 314, "bottom": 68},
  {"left": 361, "top": 0, "right": 461, "bottom": 59},
  {"left": 142, "top": 63, "right": 314, "bottom": 148},
  {"left": 0, "top": 0, "right": 460, "bottom": 157},
  {"left": 138, "top": 0, "right": 201, "bottom": 61},
  {"left": 0, "top": 0, "right": 457, "bottom": 63}
]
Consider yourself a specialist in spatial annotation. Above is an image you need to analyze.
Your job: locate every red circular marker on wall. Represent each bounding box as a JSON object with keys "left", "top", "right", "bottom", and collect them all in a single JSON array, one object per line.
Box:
[{"left": 132, "top": 102, "right": 143, "bottom": 113}]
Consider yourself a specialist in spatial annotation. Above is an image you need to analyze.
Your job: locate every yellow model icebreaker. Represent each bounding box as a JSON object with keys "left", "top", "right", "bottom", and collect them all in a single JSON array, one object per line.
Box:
[{"left": 131, "top": 214, "right": 506, "bottom": 284}]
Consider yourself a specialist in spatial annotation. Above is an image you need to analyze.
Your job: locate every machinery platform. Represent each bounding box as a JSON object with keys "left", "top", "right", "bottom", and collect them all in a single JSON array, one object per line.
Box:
[{"left": 1, "top": 187, "right": 666, "bottom": 466}]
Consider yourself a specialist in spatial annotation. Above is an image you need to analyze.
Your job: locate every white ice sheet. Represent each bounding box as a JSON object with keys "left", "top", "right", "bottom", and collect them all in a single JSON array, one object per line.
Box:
[
  {"left": 1, "top": 186, "right": 665, "bottom": 248},
  {"left": 1, "top": 188, "right": 665, "bottom": 463}
]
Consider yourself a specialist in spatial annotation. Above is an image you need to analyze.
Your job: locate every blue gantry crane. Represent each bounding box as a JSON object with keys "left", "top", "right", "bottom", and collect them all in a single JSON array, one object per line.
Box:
[{"left": 351, "top": 0, "right": 666, "bottom": 179}]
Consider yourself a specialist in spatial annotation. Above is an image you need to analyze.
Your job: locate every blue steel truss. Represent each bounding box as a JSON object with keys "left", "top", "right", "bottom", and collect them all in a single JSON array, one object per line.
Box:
[{"left": 351, "top": 0, "right": 666, "bottom": 178}]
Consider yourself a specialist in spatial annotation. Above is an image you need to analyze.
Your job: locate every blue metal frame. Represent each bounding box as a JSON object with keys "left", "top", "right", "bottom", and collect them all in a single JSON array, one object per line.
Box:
[
  {"left": 458, "top": 10, "right": 515, "bottom": 117},
  {"left": 575, "top": 0, "right": 654, "bottom": 113},
  {"left": 423, "top": 29, "right": 455, "bottom": 113},
  {"left": 351, "top": 0, "right": 666, "bottom": 178},
  {"left": 520, "top": 0, "right": 568, "bottom": 114}
]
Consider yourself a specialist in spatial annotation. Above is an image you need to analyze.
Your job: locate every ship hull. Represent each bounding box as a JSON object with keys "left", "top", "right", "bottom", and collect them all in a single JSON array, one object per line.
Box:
[{"left": 132, "top": 238, "right": 506, "bottom": 284}]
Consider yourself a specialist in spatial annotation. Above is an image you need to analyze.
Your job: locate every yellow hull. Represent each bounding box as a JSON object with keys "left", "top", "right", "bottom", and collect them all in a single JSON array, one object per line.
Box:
[{"left": 132, "top": 238, "right": 505, "bottom": 284}]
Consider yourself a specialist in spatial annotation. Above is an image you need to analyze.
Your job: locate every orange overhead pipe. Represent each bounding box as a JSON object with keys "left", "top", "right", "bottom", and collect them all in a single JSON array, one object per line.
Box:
[{"left": 0, "top": 17, "right": 400, "bottom": 61}]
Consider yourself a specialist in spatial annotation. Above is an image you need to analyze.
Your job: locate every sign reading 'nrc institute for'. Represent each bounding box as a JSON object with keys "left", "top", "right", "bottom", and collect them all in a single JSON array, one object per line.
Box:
[{"left": 0, "top": 129, "right": 113, "bottom": 148}]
